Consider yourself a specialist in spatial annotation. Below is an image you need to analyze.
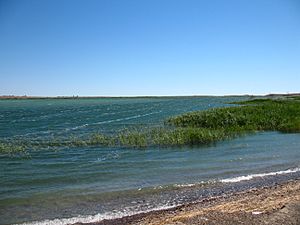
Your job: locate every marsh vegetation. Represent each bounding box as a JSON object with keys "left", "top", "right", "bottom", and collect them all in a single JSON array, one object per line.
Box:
[{"left": 1, "top": 98, "right": 300, "bottom": 154}]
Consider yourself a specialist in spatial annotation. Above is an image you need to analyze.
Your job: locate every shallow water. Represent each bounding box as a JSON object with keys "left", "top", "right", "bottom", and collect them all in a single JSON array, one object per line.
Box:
[{"left": 0, "top": 97, "right": 300, "bottom": 225}]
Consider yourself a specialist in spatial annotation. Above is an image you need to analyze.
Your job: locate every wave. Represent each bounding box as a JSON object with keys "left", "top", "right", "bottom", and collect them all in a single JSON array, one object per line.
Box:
[
  {"left": 68, "top": 111, "right": 162, "bottom": 131},
  {"left": 17, "top": 204, "right": 177, "bottom": 225},
  {"left": 16, "top": 167, "right": 300, "bottom": 225},
  {"left": 89, "top": 151, "right": 121, "bottom": 163},
  {"left": 8, "top": 130, "right": 52, "bottom": 139},
  {"left": 173, "top": 180, "right": 216, "bottom": 188},
  {"left": 161, "top": 168, "right": 300, "bottom": 189},
  {"left": 220, "top": 167, "right": 300, "bottom": 183},
  {"left": 6, "top": 111, "right": 163, "bottom": 138}
]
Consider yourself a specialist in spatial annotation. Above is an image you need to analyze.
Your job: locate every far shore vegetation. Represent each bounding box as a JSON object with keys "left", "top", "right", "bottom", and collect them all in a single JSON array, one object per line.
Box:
[{"left": 1, "top": 97, "right": 300, "bottom": 155}]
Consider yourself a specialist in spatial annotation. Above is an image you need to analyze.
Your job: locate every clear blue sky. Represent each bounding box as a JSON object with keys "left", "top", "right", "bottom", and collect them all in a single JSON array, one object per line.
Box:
[{"left": 0, "top": 0, "right": 299, "bottom": 96}]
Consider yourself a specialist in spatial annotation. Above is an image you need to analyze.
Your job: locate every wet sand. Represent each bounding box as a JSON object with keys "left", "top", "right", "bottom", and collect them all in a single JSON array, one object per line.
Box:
[{"left": 76, "top": 180, "right": 300, "bottom": 225}]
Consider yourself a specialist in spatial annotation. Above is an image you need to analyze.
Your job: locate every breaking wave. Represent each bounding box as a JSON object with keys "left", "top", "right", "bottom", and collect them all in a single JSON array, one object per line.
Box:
[{"left": 220, "top": 167, "right": 300, "bottom": 183}]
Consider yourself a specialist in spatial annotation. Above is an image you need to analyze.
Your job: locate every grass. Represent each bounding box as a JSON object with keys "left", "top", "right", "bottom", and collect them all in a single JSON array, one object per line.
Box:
[
  {"left": 0, "top": 142, "right": 27, "bottom": 155},
  {"left": 1, "top": 98, "right": 300, "bottom": 154},
  {"left": 167, "top": 99, "right": 300, "bottom": 133},
  {"left": 0, "top": 127, "right": 234, "bottom": 154}
]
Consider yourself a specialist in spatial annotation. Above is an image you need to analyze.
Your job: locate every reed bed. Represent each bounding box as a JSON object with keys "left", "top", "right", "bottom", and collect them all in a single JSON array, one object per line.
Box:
[{"left": 167, "top": 98, "right": 300, "bottom": 133}]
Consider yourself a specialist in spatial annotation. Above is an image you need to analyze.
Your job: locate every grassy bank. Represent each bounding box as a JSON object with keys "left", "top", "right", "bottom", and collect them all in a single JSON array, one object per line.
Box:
[{"left": 1, "top": 98, "right": 300, "bottom": 154}]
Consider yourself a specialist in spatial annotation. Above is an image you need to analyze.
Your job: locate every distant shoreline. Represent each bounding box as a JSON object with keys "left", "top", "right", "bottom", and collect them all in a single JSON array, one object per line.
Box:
[
  {"left": 0, "top": 95, "right": 253, "bottom": 100},
  {"left": 0, "top": 93, "right": 299, "bottom": 100}
]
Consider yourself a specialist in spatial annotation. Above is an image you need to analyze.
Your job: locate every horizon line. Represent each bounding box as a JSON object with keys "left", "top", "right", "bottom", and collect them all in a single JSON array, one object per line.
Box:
[{"left": 1, "top": 93, "right": 299, "bottom": 99}]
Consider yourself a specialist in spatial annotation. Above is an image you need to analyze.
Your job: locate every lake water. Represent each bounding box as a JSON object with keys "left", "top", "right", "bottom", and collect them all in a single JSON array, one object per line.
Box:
[{"left": 1, "top": 97, "right": 300, "bottom": 225}]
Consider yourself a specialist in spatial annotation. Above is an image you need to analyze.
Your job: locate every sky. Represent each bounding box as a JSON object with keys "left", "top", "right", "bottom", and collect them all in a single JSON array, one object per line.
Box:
[{"left": 0, "top": 0, "right": 299, "bottom": 96}]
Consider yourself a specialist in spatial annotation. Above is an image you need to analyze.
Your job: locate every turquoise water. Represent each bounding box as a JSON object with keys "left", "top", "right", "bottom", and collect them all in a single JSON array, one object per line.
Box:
[{"left": 1, "top": 97, "right": 300, "bottom": 225}]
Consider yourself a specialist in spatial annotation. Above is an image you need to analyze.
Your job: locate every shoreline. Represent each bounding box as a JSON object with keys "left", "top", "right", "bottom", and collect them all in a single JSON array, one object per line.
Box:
[
  {"left": 0, "top": 93, "right": 299, "bottom": 100},
  {"left": 0, "top": 95, "right": 256, "bottom": 100},
  {"left": 76, "top": 179, "right": 300, "bottom": 225}
]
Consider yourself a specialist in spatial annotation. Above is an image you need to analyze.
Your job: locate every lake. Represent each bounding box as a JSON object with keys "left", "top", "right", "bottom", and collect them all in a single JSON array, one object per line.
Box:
[{"left": 1, "top": 97, "right": 300, "bottom": 225}]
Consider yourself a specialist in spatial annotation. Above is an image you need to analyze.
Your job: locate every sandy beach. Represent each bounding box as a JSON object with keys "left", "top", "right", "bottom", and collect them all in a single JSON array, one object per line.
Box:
[{"left": 77, "top": 179, "right": 300, "bottom": 225}]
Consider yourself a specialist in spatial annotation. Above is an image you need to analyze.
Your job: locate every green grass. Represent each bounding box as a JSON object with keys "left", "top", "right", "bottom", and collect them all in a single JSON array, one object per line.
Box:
[
  {"left": 167, "top": 99, "right": 300, "bottom": 133},
  {"left": 0, "top": 142, "right": 27, "bottom": 155},
  {"left": 1, "top": 98, "right": 300, "bottom": 154}
]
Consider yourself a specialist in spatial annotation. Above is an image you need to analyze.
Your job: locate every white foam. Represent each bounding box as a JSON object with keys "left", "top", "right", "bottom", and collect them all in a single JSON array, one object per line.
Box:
[
  {"left": 174, "top": 183, "right": 196, "bottom": 187},
  {"left": 67, "top": 123, "right": 89, "bottom": 131},
  {"left": 220, "top": 167, "right": 300, "bottom": 183},
  {"left": 68, "top": 111, "right": 162, "bottom": 131},
  {"left": 94, "top": 111, "right": 161, "bottom": 125},
  {"left": 173, "top": 180, "right": 216, "bottom": 188},
  {"left": 16, "top": 204, "right": 177, "bottom": 225}
]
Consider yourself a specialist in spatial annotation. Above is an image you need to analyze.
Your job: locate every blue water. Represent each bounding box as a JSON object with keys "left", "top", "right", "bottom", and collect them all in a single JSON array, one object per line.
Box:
[{"left": 0, "top": 97, "right": 300, "bottom": 225}]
